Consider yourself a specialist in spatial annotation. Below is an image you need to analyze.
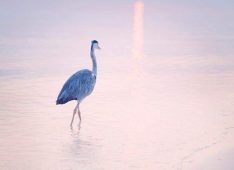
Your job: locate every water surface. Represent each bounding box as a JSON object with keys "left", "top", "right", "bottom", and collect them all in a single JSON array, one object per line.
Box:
[{"left": 0, "top": 0, "right": 234, "bottom": 169}]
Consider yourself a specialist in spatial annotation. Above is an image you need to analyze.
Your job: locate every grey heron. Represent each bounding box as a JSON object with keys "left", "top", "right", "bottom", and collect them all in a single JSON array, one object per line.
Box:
[{"left": 56, "top": 40, "right": 101, "bottom": 127}]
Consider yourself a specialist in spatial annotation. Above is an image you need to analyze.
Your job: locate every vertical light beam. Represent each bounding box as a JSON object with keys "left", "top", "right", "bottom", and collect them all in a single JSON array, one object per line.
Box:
[{"left": 133, "top": 0, "right": 144, "bottom": 59}]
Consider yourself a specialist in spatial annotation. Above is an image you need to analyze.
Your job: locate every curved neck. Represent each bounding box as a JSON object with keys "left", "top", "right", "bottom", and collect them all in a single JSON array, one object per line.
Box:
[{"left": 90, "top": 44, "right": 97, "bottom": 76}]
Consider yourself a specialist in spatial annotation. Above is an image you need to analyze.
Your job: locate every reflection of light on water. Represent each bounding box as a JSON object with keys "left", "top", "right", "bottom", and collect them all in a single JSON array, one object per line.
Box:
[
  {"left": 133, "top": 0, "right": 144, "bottom": 59},
  {"left": 129, "top": 0, "right": 146, "bottom": 106},
  {"left": 131, "top": 0, "right": 145, "bottom": 77}
]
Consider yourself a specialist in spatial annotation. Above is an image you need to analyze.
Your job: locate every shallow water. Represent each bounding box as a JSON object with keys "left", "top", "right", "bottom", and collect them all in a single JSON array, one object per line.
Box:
[{"left": 0, "top": 0, "right": 234, "bottom": 170}]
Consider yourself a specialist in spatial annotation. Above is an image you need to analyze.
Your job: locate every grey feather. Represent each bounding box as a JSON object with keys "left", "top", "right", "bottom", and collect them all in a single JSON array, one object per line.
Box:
[{"left": 56, "top": 69, "right": 96, "bottom": 104}]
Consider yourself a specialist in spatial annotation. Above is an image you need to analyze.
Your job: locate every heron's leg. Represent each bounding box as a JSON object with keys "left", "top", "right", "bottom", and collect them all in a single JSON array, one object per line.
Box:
[
  {"left": 77, "top": 101, "right": 81, "bottom": 121},
  {"left": 70, "top": 103, "right": 79, "bottom": 127}
]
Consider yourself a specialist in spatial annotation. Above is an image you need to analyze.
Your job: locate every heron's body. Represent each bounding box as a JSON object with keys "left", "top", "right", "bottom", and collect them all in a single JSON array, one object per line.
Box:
[
  {"left": 56, "top": 69, "right": 96, "bottom": 105},
  {"left": 56, "top": 40, "right": 100, "bottom": 127}
]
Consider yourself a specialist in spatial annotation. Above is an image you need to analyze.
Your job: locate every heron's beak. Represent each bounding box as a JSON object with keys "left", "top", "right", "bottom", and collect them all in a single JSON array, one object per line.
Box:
[{"left": 97, "top": 45, "right": 101, "bottom": 50}]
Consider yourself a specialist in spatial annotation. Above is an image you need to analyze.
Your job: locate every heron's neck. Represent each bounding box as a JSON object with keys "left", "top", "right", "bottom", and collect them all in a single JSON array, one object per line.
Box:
[{"left": 90, "top": 45, "right": 97, "bottom": 76}]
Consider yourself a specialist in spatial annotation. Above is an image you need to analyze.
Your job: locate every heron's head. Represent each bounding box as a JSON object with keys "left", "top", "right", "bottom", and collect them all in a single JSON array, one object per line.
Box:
[{"left": 91, "top": 40, "right": 101, "bottom": 50}]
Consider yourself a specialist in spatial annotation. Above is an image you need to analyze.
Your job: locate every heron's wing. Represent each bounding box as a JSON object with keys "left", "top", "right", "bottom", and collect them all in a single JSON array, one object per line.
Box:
[{"left": 56, "top": 69, "right": 96, "bottom": 104}]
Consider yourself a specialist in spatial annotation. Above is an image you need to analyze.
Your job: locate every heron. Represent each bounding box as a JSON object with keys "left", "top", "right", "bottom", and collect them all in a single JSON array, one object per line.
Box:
[{"left": 56, "top": 40, "right": 101, "bottom": 127}]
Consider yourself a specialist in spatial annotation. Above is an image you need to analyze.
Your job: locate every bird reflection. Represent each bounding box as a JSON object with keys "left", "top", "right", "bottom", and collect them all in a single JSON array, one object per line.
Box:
[{"left": 70, "top": 121, "right": 81, "bottom": 134}]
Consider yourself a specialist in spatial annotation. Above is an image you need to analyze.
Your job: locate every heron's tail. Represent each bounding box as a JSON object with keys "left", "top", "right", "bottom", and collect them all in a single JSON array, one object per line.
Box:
[
  {"left": 56, "top": 98, "right": 68, "bottom": 105},
  {"left": 56, "top": 99, "right": 62, "bottom": 105},
  {"left": 56, "top": 86, "right": 76, "bottom": 105},
  {"left": 56, "top": 93, "right": 75, "bottom": 105}
]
